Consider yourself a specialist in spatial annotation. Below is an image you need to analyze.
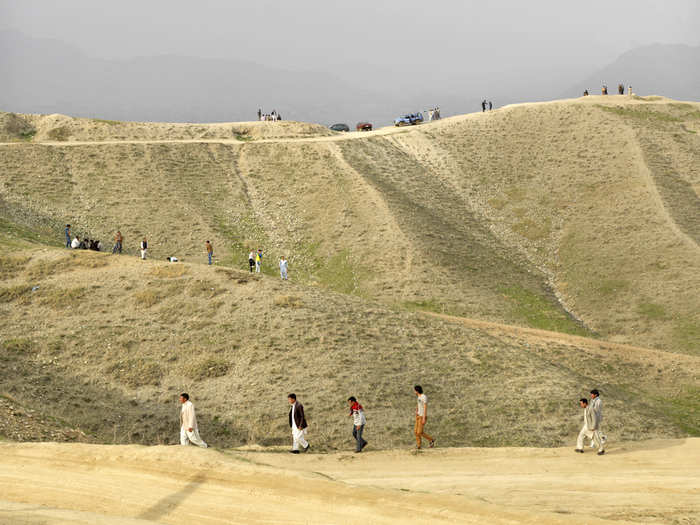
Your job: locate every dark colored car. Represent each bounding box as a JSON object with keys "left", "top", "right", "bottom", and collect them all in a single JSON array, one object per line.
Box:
[
  {"left": 356, "top": 122, "right": 373, "bottom": 131},
  {"left": 330, "top": 123, "right": 350, "bottom": 132}
]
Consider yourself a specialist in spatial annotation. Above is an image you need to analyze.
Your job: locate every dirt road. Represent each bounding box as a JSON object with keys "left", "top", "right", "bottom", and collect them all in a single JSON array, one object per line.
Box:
[{"left": 0, "top": 439, "right": 697, "bottom": 524}]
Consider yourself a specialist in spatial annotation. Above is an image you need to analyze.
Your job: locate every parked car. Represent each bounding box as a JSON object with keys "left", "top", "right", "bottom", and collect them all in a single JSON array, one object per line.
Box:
[
  {"left": 356, "top": 122, "right": 373, "bottom": 131},
  {"left": 330, "top": 123, "right": 350, "bottom": 132},
  {"left": 394, "top": 113, "right": 424, "bottom": 126}
]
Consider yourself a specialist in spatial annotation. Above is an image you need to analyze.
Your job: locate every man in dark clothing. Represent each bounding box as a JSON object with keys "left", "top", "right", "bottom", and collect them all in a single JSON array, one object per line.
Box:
[
  {"left": 65, "top": 224, "right": 71, "bottom": 248},
  {"left": 288, "top": 393, "right": 309, "bottom": 453},
  {"left": 481, "top": 100, "right": 486, "bottom": 112},
  {"left": 488, "top": 101, "right": 493, "bottom": 110}
]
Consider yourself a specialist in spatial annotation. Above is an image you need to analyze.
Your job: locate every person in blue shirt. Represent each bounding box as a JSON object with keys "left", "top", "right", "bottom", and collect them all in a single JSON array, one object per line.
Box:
[{"left": 65, "top": 224, "right": 71, "bottom": 248}]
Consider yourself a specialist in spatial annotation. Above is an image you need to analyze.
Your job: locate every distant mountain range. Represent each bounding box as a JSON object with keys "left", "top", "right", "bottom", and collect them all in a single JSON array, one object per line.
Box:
[{"left": 1, "top": 30, "right": 698, "bottom": 125}]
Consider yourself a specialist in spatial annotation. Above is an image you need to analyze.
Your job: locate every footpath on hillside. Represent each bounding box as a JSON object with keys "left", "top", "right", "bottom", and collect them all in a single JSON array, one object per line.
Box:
[{"left": 0, "top": 439, "right": 698, "bottom": 524}]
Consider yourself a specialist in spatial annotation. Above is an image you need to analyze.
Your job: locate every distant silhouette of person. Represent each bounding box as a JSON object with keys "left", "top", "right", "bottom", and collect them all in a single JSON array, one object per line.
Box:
[
  {"left": 618, "top": 84, "right": 624, "bottom": 95},
  {"left": 257, "top": 108, "right": 262, "bottom": 121},
  {"left": 488, "top": 101, "right": 493, "bottom": 111},
  {"left": 583, "top": 89, "right": 589, "bottom": 96},
  {"left": 602, "top": 84, "right": 608, "bottom": 95},
  {"left": 481, "top": 100, "right": 486, "bottom": 112}
]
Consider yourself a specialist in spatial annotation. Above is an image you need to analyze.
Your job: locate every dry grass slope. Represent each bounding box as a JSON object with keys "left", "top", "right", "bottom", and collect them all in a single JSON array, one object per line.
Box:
[{"left": 0, "top": 97, "right": 698, "bottom": 448}]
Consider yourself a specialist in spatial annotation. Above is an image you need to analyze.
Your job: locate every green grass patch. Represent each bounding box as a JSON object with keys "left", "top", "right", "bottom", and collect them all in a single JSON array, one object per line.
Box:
[
  {"left": 1, "top": 338, "right": 34, "bottom": 354},
  {"left": 637, "top": 302, "right": 668, "bottom": 320},
  {"left": 597, "top": 279, "right": 629, "bottom": 295},
  {"left": 500, "top": 285, "right": 590, "bottom": 336},
  {"left": 403, "top": 298, "right": 444, "bottom": 313},
  {"left": 512, "top": 218, "right": 551, "bottom": 241},
  {"left": 652, "top": 386, "right": 700, "bottom": 435},
  {"left": 92, "top": 118, "right": 121, "bottom": 126},
  {"left": 0, "top": 216, "right": 58, "bottom": 250},
  {"left": 314, "top": 249, "right": 366, "bottom": 295},
  {"left": 596, "top": 105, "right": 681, "bottom": 123},
  {"left": 673, "top": 318, "right": 699, "bottom": 354},
  {"left": 47, "top": 126, "right": 70, "bottom": 141}
]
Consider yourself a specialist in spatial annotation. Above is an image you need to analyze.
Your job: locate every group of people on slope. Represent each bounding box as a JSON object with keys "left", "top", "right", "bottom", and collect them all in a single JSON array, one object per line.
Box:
[
  {"left": 65, "top": 225, "right": 149, "bottom": 259},
  {"left": 65, "top": 224, "right": 102, "bottom": 252},
  {"left": 179, "top": 385, "right": 437, "bottom": 454},
  {"left": 481, "top": 100, "right": 493, "bottom": 112},
  {"left": 246, "top": 249, "right": 289, "bottom": 280}
]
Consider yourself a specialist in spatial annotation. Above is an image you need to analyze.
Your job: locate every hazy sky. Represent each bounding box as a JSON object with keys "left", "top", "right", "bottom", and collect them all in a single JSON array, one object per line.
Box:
[{"left": 2, "top": 0, "right": 699, "bottom": 73}]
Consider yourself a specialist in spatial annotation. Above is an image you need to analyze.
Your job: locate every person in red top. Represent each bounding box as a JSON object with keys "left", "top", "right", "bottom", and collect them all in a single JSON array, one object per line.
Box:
[{"left": 347, "top": 397, "right": 367, "bottom": 453}]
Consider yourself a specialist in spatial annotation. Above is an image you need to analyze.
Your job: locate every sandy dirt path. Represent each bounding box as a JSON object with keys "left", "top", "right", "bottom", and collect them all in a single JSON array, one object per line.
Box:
[{"left": 0, "top": 439, "right": 697, "bottom": 524}]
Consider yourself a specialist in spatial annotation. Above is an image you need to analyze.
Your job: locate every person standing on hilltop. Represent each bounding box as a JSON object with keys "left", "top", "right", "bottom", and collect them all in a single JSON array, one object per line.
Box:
[
  {"left": 65, "top": 224, "right": 71, "bottom": 248},
  {"left": 288, "top": 393, "right": 309, "bottom": 453},
  {"left": 488, "top": 101, "right": 493, "bottom": 111},
  {"left": 618, "top": 84, "right": 624, "bottom": 95},
  {"left": 481, "top": 100, "right": 486, "bottom": 112},
  {"left": 279, "top": 255, "right": 288, "bottom": 280},
  {"left": 255, "top": 248, "right": 263, "bottom": 273},
  {"left": 140, "top": 237, "right": 148, "bottom": 260},
  {"left": 112, "top": 230, "right": 123, "bottom": 254},
  {"left": 257, "top": 108, "right": 262, "bottom": 121},
  {"left": 414, "top": 385, "right": 435, "bottom": 449},
  {"left": 206, "top": 240, "right": 213, "bottom": 265},
  {"left": 179, "top": 393, "right": 208, "bottom": 448},
  {"left": 248, "top": 250, "right": 256, "bottom": 273},
  {"left": 348, "top": 396, "right": 368, "bottom": 453}
]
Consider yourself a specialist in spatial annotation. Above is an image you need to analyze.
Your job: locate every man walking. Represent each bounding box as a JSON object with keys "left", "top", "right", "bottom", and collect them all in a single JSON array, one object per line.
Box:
[
  {"left": 255, "top": 249, "right": 263, "bottom": 273},
  {"left": 414, "top": 385, "right": 435, "bottom": 449},
  {"left": 288, "top": 393, "right": 309, "bottom": 453},
  {"left": 248, "top": 250, "right": 255, "bottom": 272},
  {"left": 112, "top": 230, "right": 123, "bottom": 254},
  {"left": 65, "top": 224, "right": 71, "bottom": 248},
  {"left": 206, "top": 240, "right": 213, "bottom": 265},
  {"left": 279, "top": 255, "right": 288, "bottom": 280},
  {"left": 348, "top": 396, "right": 367, "bottom": 453},
  {"left": 179, "top": 393, "right": 208, "bottom": 448},
  {"left": 590, "top": 389, "right": 606, "bottom": 454},
  {"left": 140, "top": 237, "right": 148, "bottom": 260},
  {"left": 574, "top": 398, "right": 602, "bottom": 453}
]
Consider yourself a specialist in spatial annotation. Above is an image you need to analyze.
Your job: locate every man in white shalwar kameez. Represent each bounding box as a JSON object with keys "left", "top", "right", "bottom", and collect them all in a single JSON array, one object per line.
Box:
[
  {"left": 288, "top": 393, "right": 309, "bottom": 453},
  {"left": 574, "top": 398, "right": 602, "bottom": 453},
  {"left": 179, "top": 393, "right": 208, "bottom": 448}
]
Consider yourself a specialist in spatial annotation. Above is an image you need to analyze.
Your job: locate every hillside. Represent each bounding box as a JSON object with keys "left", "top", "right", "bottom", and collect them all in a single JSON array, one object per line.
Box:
[
  {"left": 1, "top": 96, "right": 698, "bottom": 352},
  {"left": 0, "top": 96, "right": 698, "bottom": 450}
]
